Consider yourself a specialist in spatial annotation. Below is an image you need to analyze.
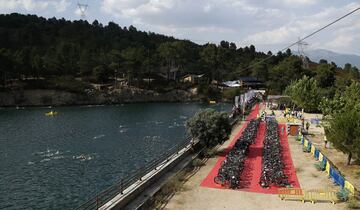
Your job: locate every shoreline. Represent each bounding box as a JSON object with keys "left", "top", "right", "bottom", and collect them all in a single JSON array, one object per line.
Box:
[{"left": 0, "top": 88, "right": 206, "bottom": 108}]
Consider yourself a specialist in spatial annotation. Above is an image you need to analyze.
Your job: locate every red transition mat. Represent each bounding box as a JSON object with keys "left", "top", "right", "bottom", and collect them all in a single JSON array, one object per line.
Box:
[{"left": 200, "top": 107, "right": 300, "bottom": 194}]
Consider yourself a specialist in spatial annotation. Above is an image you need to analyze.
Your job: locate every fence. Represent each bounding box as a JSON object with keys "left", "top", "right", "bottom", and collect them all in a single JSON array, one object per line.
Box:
[
  {"left": 74, "top": 137, "right": 192, "bottom": 210},
  {"left": 300, "top": 135, "right": 356, "bottom": 195},
  {"left": 74, "top": 105, "right": 247, "bottom": 210},
  {"left": 278, "top": 188, "right": 337, "bottom": 204}
]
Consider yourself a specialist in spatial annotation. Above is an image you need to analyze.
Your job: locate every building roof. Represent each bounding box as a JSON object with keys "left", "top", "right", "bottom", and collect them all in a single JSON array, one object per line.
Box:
[
  {"left": 223, "top": 80, "right": 241, "bottom": 87},
  {"left": 238, "top": 76, "right": 262, "bottom": 82},
  {"left": 182, "top": 74, "right": 205, "bottom": 78},
  {"left": 267, "top": 95, "right": 290, "bottom": 100}
]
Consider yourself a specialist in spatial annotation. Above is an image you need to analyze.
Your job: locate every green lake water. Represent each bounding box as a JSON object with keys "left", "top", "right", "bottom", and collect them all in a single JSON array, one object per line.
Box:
[{"left": 0, "top": 103, "right": 231, "bottom": 210}]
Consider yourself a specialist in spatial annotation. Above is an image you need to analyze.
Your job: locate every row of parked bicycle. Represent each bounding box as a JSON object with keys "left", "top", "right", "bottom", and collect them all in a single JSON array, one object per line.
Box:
[
  {"left": 214, "top": 119, "right": 261, "bottom": 189},
  {"left": 260, "top": 119, "right": 289, "bottom": 188}
]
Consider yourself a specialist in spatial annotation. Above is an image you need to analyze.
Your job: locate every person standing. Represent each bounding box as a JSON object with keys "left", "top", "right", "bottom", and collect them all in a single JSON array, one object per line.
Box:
[
  {"left": 324, "top": 135, "right": 328, "bottom": 148},
  {"left": 306, "top": 121, "right": 310, "bottom": 131}
]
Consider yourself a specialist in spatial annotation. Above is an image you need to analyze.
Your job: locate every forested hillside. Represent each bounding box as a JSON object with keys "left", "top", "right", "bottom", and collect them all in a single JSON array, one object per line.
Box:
[{"left": 0, "top": 13, "right": 359, "bottom": 96}]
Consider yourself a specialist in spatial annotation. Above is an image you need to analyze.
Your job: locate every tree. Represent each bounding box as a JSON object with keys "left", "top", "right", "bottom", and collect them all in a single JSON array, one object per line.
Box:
[
  {"left": 319, "top": 92, "right": 345, "bottom": 117},
  {"left": 158, "top": 42, "right": 177, "bottom": 81},
  {"left": 342, "top": 81, "right": 360, "bottom": 112},
  {"left": 79, "top": 50, "right": 96, "bottom": 76},
  {"left": 186, "top": 109, "right": 231, "bottom": 148},
  {"left": 0, "top": 48, "right": 14, "bottom": 85},
  {"left": 320, "top": 81, "right": 360, "bottom": 119},
  {"left": 325, "top": 110, "right": 360, "bottom": 165},
  {"left": 315, "top": 63, "right": 335, "bottom": 88},
  {"left": 251, "top": 58, "right": 268, "bottom": 81},
  {"left": 319, "top": 59, "right": 328, "bottom": 64},
  {"left": 285, "top": 75, "right": 321, "bottom": 112},
  {"left": 121, "top": 47, "right": 145, "bottom": 85},
  {"left": 93, "top": 65, "right": 108, "bottom": 83},
  {"left": 268, "top": 56, "right": 306, "bottom": 93},
  {"left": 200, "top": 44, "right": 218, "bottom": 81}
]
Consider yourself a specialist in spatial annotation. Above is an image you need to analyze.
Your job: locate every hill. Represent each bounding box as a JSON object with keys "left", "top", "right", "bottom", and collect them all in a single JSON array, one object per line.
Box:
[{"left": 305, "top": 49, "right": 360, "bottom": 68}]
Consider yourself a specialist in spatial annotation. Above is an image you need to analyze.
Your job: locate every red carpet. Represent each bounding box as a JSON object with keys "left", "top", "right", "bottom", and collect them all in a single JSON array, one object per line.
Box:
[
  {"left": 200, "top": 104, "right": 260, "bottom": 189},
  {"left": 200, "top": 109, "right": 300, "bottom": 193}
]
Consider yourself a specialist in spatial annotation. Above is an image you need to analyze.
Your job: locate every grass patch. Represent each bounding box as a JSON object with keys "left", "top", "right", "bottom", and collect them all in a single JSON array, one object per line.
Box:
[
  {"left": 347, "top": 196, "right": 360, "bottom": 209},
  {"left": 314, "top": 162, "right": 326, "bottom": 171},
  {"left": 145, "top": 156, "right": 206, "bottom": 209},
  {"left": 303, "top": 146, "right": 311, "bottom": 153},
  {"left": 296, "top": 167, "right": 303, "bottom": 173},
  {"left": 337, "top": 188, "right": 350, "bottom": 202},
  {"left": 191, "top": 158, "right": 205, "bottom": 167},
  {"left": 203, "top": 148, "right": 218, "bottom": 158},
  {"left": 311, "top": 173, "right": 319, "bottom": 178},
  {"left": 355, "top": 170, "right": 360, "bottom": 179}
]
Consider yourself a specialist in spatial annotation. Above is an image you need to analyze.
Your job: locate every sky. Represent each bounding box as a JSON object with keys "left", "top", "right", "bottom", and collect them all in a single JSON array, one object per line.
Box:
[{"left": 0, "top": 0, "right": 359, "bottom": 55}]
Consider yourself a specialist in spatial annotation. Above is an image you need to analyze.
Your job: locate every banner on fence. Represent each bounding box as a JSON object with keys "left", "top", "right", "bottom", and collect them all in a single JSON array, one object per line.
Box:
[
  {"left": 304, "top": 139, "right": 308, "bottom": 148},
  {"left": 345, "top": 181, "right": 355, "bottom": 195},
  {"left": 326, "top": 161, "right": 330, "bottom": 175},
  {"left": 311, "top": 145, "right": 315, "bottom": 155},
  {"left": 330, "top": 168, "right": 345, "bottom": 188},
  {"left": 302, "top": 137, "right": 356, "bottom": 194},
  {"left": 314, "top": 148, "right": 320, "bottom": 159},
  {"left": 322, "top": 156, "right": 327, "bottom": 166}
]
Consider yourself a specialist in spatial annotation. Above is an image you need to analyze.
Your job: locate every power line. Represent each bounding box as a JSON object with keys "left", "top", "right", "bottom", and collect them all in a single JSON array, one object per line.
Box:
[{"left": 243, "top": 6, "right": 360, "bottom": 71}]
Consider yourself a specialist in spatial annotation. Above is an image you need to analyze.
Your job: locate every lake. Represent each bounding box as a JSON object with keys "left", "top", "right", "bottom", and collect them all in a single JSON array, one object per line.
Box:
[{"left": 0, "top": 103, "right": 231, "bottom": 210}]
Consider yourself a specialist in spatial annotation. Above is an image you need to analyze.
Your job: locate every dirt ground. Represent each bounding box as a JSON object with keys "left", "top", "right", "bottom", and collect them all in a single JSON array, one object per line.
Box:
[
  {"left": 301, "top": 112, "right": 360, "bottom": 190},
  {"left": 273, "top": 110, "right": 360, "bottom": 190},
  {"left": 163, "top": 110, "right": 347, "bottom": 210}
]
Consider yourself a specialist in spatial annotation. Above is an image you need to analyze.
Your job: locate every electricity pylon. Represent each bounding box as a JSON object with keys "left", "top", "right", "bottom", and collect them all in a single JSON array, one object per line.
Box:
[
  {"left": 77, "top": 3, "right": 88, "bottom": 20},
  {"left": 297, "top": 37, "right": 309, "bottom": 69}
]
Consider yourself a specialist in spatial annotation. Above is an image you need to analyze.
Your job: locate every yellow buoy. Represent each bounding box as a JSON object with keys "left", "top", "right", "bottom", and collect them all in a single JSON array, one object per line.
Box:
[
  {"left": 209, "top": 100, "right": 216, "bottom": 104},
  {"left": 45, "top": 111, "right": 58, "bottom": 116}
]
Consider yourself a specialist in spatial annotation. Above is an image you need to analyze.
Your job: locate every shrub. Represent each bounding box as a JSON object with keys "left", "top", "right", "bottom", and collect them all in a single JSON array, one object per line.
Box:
[
  {"left": 222, "top": 88, "right": 242, "bottom": 101},
  {"left": 186, "top": 109, "right": 231, "bottom": 148},
  {"left": 314, "top": 162, "right": 326, "bottom": 171},
  {"left": 302, "top": 145, "right": 311, "bottom": 153},
  {"left": 197, "top": 84, "right": 221, "bottom": 101},
  {"left": 203, "top": 148, "right": 218, "bottom": 158},
  {"left": 49, "top": 76, "right": 91, "bottom": 93},
  {"left": 296, "top": 135, "right": 302, "bottom": 141},
  {"left": 191, "top": 158, "right": 205, "bottom": 167},
  {"left": 347, "top": 196, "right": 360, "bottom": 209},
  {"left": 337, "top": 188, "right": 350, "bottom": 202}
]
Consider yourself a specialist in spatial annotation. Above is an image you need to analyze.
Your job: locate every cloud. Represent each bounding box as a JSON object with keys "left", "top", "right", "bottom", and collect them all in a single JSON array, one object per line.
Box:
[
  {"left": 53, "top": 0, "right": 70, "bottom": 12},
  {"left": 101, "top": 0, "right": 288, "bottom": 36},
  {"left": 243, "top": 2, "right": 360, "bottom": 54},
  {"left": 274, "top": 0, "right": 321, "bottom": 6},
  {"left": 0, "top": 0, "right": 70, "bottom": 13},
  {"left": 324, "top": 19, "right": 360, "bottom": 54}
]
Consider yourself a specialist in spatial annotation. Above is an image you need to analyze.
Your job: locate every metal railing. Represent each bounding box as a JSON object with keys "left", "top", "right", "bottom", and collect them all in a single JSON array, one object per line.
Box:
[
  {"left": 74, "top": 137, "right": 192, "bottom": 210},
  {"left": 75, "top": 106, "right": 248, "bottom": 210}
]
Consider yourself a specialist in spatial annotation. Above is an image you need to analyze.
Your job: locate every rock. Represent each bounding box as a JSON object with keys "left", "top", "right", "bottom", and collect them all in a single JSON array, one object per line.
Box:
[{"left": 0, "top": 87, "right": 200, "bottom": 107}]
